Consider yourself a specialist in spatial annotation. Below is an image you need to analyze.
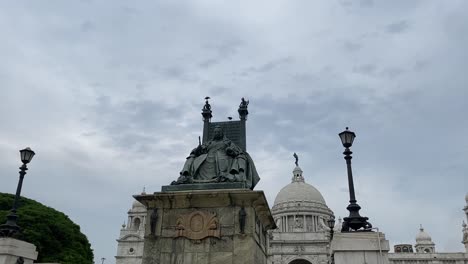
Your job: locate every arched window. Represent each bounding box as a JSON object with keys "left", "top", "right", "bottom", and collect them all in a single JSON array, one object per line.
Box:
[
  {"left": 289, "top": 259, "right": 312, "bottom": 264},
  {"left": 424, "top": 248, "right": 431, "bottom": 253},
  {"left": 402, "top": 246, "right": 408, "bottom": 252},
  {"left": 133, "top": 218, "right": 141, "bottom": 230}
]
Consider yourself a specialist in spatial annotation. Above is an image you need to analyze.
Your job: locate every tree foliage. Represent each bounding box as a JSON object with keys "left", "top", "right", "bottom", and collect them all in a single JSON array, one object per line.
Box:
[{"left": 0, "top": 193, "right": 94, "bottom": 264}]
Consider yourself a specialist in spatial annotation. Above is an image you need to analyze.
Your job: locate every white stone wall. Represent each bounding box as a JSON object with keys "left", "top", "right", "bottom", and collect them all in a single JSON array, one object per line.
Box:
[{"left": 389, "top": 252, "right": 468, "bottom": 264}]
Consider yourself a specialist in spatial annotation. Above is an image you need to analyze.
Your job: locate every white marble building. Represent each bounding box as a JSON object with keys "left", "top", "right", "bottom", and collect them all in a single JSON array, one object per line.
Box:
[
  {"left": 115, "top": 168, "right": 468, "bottom": 264},
  {"left": 268, "top": 165, "right": 334, "bottom": 264},
  {"left": 387, "top": 194, "right": 468, "bottom": 264},
  {"left": 115, "top": 192, "right": 147, "bottom": 264}
]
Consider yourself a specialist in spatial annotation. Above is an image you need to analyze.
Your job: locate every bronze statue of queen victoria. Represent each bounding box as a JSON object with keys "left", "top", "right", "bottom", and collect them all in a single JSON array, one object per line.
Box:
[{"left": 173, "top": 125, "right": 260, "bottom": 190}]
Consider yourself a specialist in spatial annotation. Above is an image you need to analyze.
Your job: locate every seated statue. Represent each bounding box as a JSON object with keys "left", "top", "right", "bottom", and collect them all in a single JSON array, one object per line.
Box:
[{"left": 172, "top": 125, "right": 260, "bottom": 190}]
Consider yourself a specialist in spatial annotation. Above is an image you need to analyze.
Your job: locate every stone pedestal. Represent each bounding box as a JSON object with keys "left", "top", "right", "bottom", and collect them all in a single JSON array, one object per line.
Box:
[
  {"left": 331, "top": 231, "right": 390, "bottom": 264},
  {"left": 135, "top": 189, "right": 275, "bottom": 264},
  {"left": 0, "top": 237, "right": 38, "bottom": 264}
]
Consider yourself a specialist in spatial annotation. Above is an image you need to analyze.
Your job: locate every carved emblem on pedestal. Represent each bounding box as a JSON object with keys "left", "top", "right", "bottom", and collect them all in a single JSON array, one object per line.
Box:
[{"left": 175, "top": 211, "right": 220, "bottom": 240}]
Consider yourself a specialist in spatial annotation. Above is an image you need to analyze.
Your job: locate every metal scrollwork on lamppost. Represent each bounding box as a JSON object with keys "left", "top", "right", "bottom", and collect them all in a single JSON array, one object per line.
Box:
[
  {"left": 338, "top": 128, "right": 372, "bottom": 232},
  {"left": 0, "top": 147, "right": 35, "bottom": 238}
]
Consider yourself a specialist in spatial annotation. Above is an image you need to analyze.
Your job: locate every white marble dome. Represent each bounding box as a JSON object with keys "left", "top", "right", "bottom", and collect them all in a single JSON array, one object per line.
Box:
[
  {"left": 273, "top": 166, "right": 326, "bottom": 206},
  {"left": 130, "top": 200, "right": 146, "bottom": 213},
  {"left": 274, "top": 180, "right": 326, "bottom": 205},
  {"left": 132, "top": 200, "right": 144, "bottom": 208},
  {"left": 416, "top": 227, "right": 432, "bottom": 242}
]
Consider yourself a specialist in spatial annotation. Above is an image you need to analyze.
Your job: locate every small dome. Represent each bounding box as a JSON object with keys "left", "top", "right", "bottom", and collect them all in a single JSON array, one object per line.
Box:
[
  {"left": 132, "top": 200, "right": 145, "bottom": 209},
  {"left": 416, "top": 226, "right": 432, "bottom": 242}
]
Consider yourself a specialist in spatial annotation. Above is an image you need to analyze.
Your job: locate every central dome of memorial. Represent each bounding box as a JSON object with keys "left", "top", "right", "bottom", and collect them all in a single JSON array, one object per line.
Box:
[{"left": 273, "top": 166, "right": 327, "bottom": 206}]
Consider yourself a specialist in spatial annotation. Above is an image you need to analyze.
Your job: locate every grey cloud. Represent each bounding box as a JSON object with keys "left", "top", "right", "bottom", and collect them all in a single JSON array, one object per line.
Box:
[
  {"left": 80, "top": 21, "right": 95, "bottom": 32},
  {"left": 385, "top": 20, "right": 410, "bottom": 34},
  {"left": 353, "top": 64, "right": 377, "bottom": 75},
  {"left": 343, "top": 41, "right": 362, "bottom": 52},
  {"left": 382, "top": 67, "right": 405, "bottom": 79},
  {"left": 359, "top": 0, "right": 374, "bottom": 7},
  {"left": 339, "top": 0, "right": 353, "bottom": 7},
  {"left": 339, "top": 0, "right": 373, "bottom": 9},
  {"left": 352, "top": 64, "right": 406, "bottom": 79},
  {"left": 121, "top": 6, "right": 139, "bottom": 15},
  {"left": 243, "top": 57, "right": 294, "bottom": 75},
  {"left": 88, "top": 96, "right": 192, "bottom": 153},
  {"left": 413, "top": 60, "right": 430, "bottom": 71},
  {"left": 198, "top": 58, "right": 218, "bottom": 68},
  {"left": 199, "top": 40, "right": 243, "bottom": 68},
  {"left": 161, "top": 67, "right": 195, "bottom": 82}
]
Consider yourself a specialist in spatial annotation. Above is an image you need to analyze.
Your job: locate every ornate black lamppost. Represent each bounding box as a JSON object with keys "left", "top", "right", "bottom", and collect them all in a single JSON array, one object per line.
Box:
[
  {"left": 327, "top": 216, "right": 336, "bottom": 240},
  {"left": 327, "top": 216, "right": 336, "bottom": 264},
  {"left": 0, "top": 147, "right": 36, "bottom": 237},
  {"left": 338, "top": 128, "right": 372, "bottom": 232}
]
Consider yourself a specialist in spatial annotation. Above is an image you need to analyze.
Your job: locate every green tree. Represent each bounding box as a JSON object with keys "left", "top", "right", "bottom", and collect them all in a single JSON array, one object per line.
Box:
[{"left": 0, "top": 193, "right": 94, "bottom": 264}]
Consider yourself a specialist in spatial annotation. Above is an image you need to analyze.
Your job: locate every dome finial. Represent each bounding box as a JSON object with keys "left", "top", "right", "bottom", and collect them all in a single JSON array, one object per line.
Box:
[{"left": 291, "top": 153, "right": 304, "bottom": 183}]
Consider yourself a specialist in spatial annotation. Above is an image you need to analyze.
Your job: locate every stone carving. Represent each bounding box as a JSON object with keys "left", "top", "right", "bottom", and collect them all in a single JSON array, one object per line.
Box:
[
  {"left": 463, "top": 221, "right": 468, "bottom": 242},
  {"left": 173, "top": 125, "right": 260, "bottom": 189},
  {"left": 294, "top": 218, "right": 303, "bottom": 229},
  {"left": 174, "top": 211, "right": 220, "bottom": 240},
  {"left": 294, "top": 245, "right": 305, "bottom": 252},
  {"left": 239, "top": 206, "right": 247, "bottom": 234},
  {"left": 150, "top": 208, "right": 158, "bottom": 235}
]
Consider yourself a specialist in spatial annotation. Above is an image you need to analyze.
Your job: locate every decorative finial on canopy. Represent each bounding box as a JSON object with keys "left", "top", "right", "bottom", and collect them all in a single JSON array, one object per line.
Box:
[
  {"left": 293, "top": 152, "right": 299, "bottom": 166},
  {"left": 203, "top": 97, "right": 211, "bottom": 111},
  {"left": 202, "top": 96, "right": 212, "bottom": 121},
  {"left": 238, "top": 97, "right": 249, "bottom": 120}
]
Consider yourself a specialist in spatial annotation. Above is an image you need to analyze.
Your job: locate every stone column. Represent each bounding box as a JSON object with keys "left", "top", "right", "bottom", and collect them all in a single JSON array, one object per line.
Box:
[
  {"left": 0, "top": 238, "right": 38, "bottom": 264},
  {"left": 331, "top": 231, "right": 390, "bottom": 264}
]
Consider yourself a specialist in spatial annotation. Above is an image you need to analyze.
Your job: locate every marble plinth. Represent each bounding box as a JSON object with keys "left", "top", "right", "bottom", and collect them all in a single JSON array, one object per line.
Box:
[
  {"left": 135, "top": 189, "right": 275, "bottom": 264},
  {"left": 331, "top": 231, "right": 390, "bottom": 264},
  {"left": 0, "top": 238, "right": 38, "bottom": 264}
]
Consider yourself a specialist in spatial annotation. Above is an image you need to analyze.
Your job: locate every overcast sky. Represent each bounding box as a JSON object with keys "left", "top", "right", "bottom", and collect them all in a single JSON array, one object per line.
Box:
[{"left": 1, "top": 1, "right": 467, "bottom": 263}]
